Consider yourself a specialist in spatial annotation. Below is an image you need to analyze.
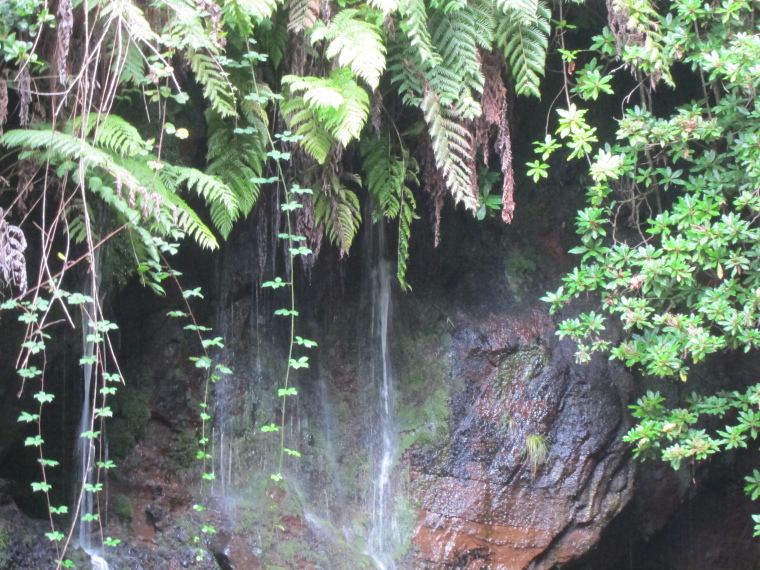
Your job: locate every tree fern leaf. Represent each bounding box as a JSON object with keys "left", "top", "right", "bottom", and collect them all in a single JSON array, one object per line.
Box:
[
  {"left": 223, "top": 0, "right": 279, "bottom": 31},
  {"left": 281, "top": 97, "right": 334, "bottom": 163},
  {"left": 288, "top": 0, "right": 320, "bottom": 32},
  {"left": 206, "top": 110, "right": 266, "bottom": 219},
  {"left": 427, "top": 5, "right": 487, "bottom": 116},
  {"left": 283, "top": 75, "right": 345, "bottom": 108},
  {"left": 361, "top": 133, "right": 419, "bottom": 289},
  {"left": 256, "top": 9, "right": 290, "bottom": 68},
  {"left": 100, "top": 0, "right": 158, "bottom": 44},
  {"left": 323, "top": 74, "right": 369, "bottom": 146},
  {"left": 421, "top": 90, "right": 478, "bottom": 211},
  {"left": 189, "top": 50, "right": 237, "bottom": 118},
  {"left": 312, "top": 9, "right": 387, "bottom": 90},
  {"left": 495, "top": 1, "right": 549, "bottom": 97},
  {"left": 368, "top": 0, "right": 399, "bottom": 15},
  {"left": 90, "top": 114, "right": 149, "bottom": 158},
  {"left": 165, "top": 165, "right": 240, "bottom": 237},
  {"left": 282, "top": 70, "right": 369, "bottom": 161},
  {"left": 115, "top": 38, "right": 146, "bottom": 84},
  {"left": 313, "top": 178, "right": 362, "bottom": 255},
  {"left": 399, "top": 0, "right": 442, "bottom": 65},
  {"left": 120, "top": 157, "right": 220, "bottom": 249},
  {"left": 2, "top": 128, "right": 143, "bottom": 193},
  {"left": 2, "top": 127, "right": 220, "bottom": 250}
]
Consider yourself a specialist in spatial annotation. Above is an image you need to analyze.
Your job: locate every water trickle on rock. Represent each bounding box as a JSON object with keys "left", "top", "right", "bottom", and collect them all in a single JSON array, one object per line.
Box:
[
  {"left": 75, "top": 253, "right": 110, "bottom": 569},
  {"left": 368, "top": 225, "right": 399, "bottom": 570}
]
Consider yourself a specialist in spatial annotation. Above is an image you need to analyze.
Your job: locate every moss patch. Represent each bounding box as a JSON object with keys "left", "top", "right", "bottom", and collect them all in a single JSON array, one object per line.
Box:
[{"left": 111, "top": 494, "right": 134, "bottom": 521}]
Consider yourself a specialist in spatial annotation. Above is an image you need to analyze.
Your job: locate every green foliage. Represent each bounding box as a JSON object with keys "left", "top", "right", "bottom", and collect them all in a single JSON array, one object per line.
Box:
[
  {"left": 535, "top": 0, "right": 760, "bottom": 531},
  {"left": 282, "top": 68, "right": 370, "bottom": 163},
  {"left": 494, "top": 0, "right": 550, "bottom": 97},
  {"left": 2, "top": 115, "right": 239, "bottom": 252},
  {"left": 310, "top": 9, "right": 387, "bottom": 90},
  {"left": 362, "top": 134, "right": 420, "bottom": 289}
]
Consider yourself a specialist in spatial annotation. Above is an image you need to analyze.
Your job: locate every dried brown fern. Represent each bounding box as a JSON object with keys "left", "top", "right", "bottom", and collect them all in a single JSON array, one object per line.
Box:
[
  {"left": 480, "top": 51, "right": 515, "bottom": 223},
  {"left": 0, "top": 208, "right": 28, "bottom": 296}
]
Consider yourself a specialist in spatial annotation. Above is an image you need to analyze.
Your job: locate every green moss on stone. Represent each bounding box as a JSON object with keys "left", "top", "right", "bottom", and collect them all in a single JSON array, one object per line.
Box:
[{"left": 111, "top": 494, "right": 134, "bottom": 521}]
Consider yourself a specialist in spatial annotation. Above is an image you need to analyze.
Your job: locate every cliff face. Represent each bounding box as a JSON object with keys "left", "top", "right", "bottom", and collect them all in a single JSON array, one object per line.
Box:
[
  {"left": 407, "top": 310, "right": 635, "bottom": 569},
  {"left": 1, "top": 206, "right": 759, "bottom": 569}
]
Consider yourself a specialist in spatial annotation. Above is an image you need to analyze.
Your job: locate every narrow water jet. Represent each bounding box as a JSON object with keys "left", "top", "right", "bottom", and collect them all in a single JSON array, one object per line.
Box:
[
  {"left": 367, "top": 224, "right": 398, "bottom": 570},
  {"left": 74, "top": 254, "right": 110, "bottom": 569}
]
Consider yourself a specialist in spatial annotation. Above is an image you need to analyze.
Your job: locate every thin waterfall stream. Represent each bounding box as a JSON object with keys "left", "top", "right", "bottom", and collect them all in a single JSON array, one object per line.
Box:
[
  {"left": 368, "top": 229, "right": 398, "bottom": 569},
  {"left": 75, "top": 255, "right": 110, "bottom": 570}
]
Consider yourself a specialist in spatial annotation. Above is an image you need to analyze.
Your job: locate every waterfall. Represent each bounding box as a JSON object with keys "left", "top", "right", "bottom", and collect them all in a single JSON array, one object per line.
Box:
[
  {"left": 368, "top": 224, "right": 397, "bottom": 570},
  {"left": 75, "top": 254, "right": 110, "bottom": 568}
]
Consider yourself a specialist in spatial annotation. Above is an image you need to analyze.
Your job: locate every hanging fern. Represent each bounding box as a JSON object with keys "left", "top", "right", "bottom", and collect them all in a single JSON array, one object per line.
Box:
[
  {"left": 495, "top": 0, "right": 550, "bottom": 97},
  {"left": 188, "top": 50, "right": 238, "bottom": 118},
  {"left": 368, "top": 0, "right": 399, "bottom": 15},
  {"left": 287, "top": 0, "right": 320, "bottom": 31},
  {"left": 223, "top": 0, "right": 280, "bottom": 32},
  {"left": 1, "top": 118, "right": 240, "bottom": 250},
  {"left": 313, "top": 171, "right": 362, "bottom": 256},
  {"left": 428, "top": 5, "right": 488, "bottom": 118},
  {"left": 257, "top": 8, "right": 290, "bottom": 68},
  {"left": 398, "top": 0, "right": 442, "bottom": 66},
  {"left": 309, "top": 8, "right": 387, "bottom": 90},
  {"left": 421, "top": 89, "right": 478, "bottom": 211},
  {"left": 205, "top": 109, "right": 268, "bottom": 236},
  {"left": 100, "top": 0, "right": 158, "bottom": 45},
  {"left": 362, "top": 134, "right": 420, "bottom": 289},
  {"left": 282, "top": 68, "right": 370, "bottom": 163}
]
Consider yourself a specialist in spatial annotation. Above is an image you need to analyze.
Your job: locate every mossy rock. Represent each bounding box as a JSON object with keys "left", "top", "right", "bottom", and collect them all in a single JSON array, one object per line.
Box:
[
  {"left": 108, "top": 385, "right": 151, "bottom": 458},
  {"left": 111, "top": 494, "right": 134, "bottom": 521}
]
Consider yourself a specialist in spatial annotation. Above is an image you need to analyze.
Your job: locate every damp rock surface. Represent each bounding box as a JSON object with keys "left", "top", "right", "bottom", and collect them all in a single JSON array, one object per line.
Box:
[{"left": 408, "top": 311, "right": 637, "bottom": 569}]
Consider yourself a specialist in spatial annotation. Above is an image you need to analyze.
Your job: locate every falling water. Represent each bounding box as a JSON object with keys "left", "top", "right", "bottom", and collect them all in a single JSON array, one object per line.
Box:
[
  {"left": 76, "top": 297, "right": 96, "bottom": 552},
  {"left": 75, "top": 255, "right": 110, "bottom": 568},
  {"left": 368, "top": 225, "right": 397, "bottom": 570}
]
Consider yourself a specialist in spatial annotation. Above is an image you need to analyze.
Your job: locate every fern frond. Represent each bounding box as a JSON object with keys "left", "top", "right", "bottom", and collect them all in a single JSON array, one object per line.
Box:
[
  {"left": 164, "top": 165, "right": 240, "bottom": 238},
  {"left": 288, "top": 0, "right": 320, "bottom": 31},
  {"left": 206, "top": 109, "right": 267, "bottom": 223},
  {"left": 361, "top": 133, "right": 420, "bottom": 289},
  {"left": 118, "top": 157, "right": 220, "bottom": 250},
  {"left": 368, "top": 0, "right": 399, "bottom": 15},
  {"left": 115, "top": 37, "right": 146, "bottom": 84},
  {"left": 399, "top": 0, "right": 442, "bottom": 66},
  {"left": 188, "top": 50, "right": 237, "bottom": 118},
  {"left": 313, "top": 174, "right": 362, "bottom": 255},
  {"left": 1, "top": 127, "right": 221, "bottom": 250},
  {"left": 282, "top": 69, "right": 369, "bottom": 161},
  {"left": 421, "top": 90, "right": 478, "bottom": 211},
  {"left": 100, "top": 0, "right": 158, "bottom": 44},
  {"left": 322, "top": 73, "right": 369, "bottom": 146},
  {"left": 495, "top": 0, "right": 550, "bottom": 97},
  {"left": 311, "top": 9, "right": 387, "bottom": 90},
  {"left": 161, "top": 0, "right": 218, "bottom": 50},
  {"left": 223, "top": 0, "right": 279, "bottom": 32},
  {"left": 257, "top": 9, "right": 290, "bottom": 68},
  {"left": 90, "top": 114, "right": 149, "bottom": 158},
  {"left": 2, "top": 128, "right": 143, "bottom": 192},
  {"left": 426, "top": 5, "right": 492, "bottom": 118},
  {"left": 281, "top": 95, "right": 335, "bottom": 164}
]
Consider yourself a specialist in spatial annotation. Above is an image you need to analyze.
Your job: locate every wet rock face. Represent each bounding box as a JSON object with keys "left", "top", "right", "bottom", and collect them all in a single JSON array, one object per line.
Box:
[{"left": 409, "top": 312, "right": 636, "bottom": 569}]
